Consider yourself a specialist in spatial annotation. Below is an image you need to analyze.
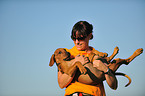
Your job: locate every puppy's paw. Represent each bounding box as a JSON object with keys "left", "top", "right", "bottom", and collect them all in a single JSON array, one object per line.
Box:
[
  {"left": 135, "top": 48, "right": 143, "bottom": 56},
  {"left": 114, "top": 46, "right": 119, "bottom": 54},
  {"left": 79, "top": 67, "right": 87, "bottom": 74}
]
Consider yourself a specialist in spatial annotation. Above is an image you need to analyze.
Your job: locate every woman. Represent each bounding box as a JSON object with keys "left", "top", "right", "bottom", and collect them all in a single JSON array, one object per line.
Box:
[{"left": 58, "top": 21, "right": 117, "bottom": 96}]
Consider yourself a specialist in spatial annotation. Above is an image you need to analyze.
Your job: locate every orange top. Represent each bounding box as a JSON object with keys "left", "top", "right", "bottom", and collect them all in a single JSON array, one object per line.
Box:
[{"left": 64, "top": 46, "right": 106, "bottom": 96}]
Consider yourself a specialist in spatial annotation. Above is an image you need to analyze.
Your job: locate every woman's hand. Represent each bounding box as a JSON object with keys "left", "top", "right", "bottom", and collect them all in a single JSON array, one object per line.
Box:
[
  {"left": 93, "top": 59, "right": 108, "bottom": 73},
  {"left": 75, "top": 55, "right": 89, "bottom": 65}
]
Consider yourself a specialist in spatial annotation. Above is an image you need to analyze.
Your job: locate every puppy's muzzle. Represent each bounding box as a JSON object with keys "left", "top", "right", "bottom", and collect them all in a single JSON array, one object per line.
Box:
[{"left": 63, "top": 52, "right": 71, "bottom": 61}]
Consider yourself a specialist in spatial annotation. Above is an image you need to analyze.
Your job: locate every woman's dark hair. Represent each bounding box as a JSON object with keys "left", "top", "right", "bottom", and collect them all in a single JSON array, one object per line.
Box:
[{"left": 71, "top": 21, "right": 93, "bottom": 40}]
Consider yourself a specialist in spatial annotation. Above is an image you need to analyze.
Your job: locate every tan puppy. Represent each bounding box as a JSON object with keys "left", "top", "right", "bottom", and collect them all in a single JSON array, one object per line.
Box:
[{"left": 49, "top": 47, "right": 143, "bottom": 87}]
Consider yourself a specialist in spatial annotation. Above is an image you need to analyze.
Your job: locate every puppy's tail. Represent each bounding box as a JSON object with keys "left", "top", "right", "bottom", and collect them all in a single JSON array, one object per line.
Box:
[{"left": 115, "top": 72, "right": 131, "bottom": 87}]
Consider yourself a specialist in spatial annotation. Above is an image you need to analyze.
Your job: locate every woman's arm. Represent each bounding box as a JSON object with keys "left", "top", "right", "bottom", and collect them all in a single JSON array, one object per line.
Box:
[
  {"left": 104, "top": 68, "right": 118, "bottom": 90},
  {"left": 93, "top": 60, "right": 118, "bottom": 90},
  {"left": 58, "top": 55, "right": 89, "bottom": 89},
  {"left": 58, "top": 71, "right": 74, "bottom": 89}
]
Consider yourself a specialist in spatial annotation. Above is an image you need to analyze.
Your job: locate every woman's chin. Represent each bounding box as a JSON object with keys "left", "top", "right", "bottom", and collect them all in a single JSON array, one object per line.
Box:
[{"left": 76, "top": 47, "right": 84, "bottom": 51}]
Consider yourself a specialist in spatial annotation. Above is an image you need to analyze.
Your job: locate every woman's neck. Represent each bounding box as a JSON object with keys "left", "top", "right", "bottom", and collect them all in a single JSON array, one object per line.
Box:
[{"left": 83, "top": 46, "right": 92, "bottom": 53}]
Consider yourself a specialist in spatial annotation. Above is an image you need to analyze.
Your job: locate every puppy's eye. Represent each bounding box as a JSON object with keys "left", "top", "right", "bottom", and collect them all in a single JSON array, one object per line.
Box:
[{"left": 58, "top": 51, "right": 62, "bottom": 54}]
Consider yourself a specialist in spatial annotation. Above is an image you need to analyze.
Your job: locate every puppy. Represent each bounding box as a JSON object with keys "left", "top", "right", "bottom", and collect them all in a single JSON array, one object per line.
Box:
[{"left": 49, "top": 47, "right": 143, "bottom": 87}]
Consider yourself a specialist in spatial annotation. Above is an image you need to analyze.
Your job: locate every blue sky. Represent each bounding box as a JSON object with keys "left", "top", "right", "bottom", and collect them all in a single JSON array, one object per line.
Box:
[{"left": 0, "top": 0, "right": 145, "bottom": 96}]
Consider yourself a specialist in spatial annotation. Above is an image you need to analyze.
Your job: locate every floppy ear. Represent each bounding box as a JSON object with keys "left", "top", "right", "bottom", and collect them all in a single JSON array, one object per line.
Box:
[{"left": 49, "top": 54, "right": 55, "bottom": 67}]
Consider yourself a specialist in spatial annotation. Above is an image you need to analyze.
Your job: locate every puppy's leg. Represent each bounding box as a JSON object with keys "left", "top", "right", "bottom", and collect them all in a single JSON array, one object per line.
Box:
[
  {"left": 66, "top": 61, "right": 87, "bottom": 77},
  {"left": 108, "top": 48, "right": 143, "bottom": 72},
  {"left": 108, "top": 58, "right": 126, "bottom": 72},
  {"left": 88, "top": 53, "right": 96, "bottom": 63},
  {"left": 124, "top": 48, "right": 143, "bottom": 65},
  {"left": 106, "top": 46, "right": 119, "bottom": 62}
]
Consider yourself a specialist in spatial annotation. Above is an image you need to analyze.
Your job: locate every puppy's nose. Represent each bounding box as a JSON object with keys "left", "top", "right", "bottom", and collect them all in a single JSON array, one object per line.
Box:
[{"left": 66, "top": 52, "right": 70, "bottom": 57}]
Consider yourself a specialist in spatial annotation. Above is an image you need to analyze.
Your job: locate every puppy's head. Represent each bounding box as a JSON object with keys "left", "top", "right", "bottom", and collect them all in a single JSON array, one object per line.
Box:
[{"left": 49, "top": 48, "right": 71, "bottom": 67}]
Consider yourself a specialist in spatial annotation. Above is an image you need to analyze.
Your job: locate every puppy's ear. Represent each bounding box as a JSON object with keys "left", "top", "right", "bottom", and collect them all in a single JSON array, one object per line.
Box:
[{"left": 49, "top": 54, "right": 55, "bottom": 67}]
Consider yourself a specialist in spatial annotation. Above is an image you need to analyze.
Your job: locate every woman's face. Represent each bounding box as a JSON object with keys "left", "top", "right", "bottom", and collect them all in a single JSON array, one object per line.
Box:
[{"left": 73, "top": 32, "right": 91, "bottom": 51}]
